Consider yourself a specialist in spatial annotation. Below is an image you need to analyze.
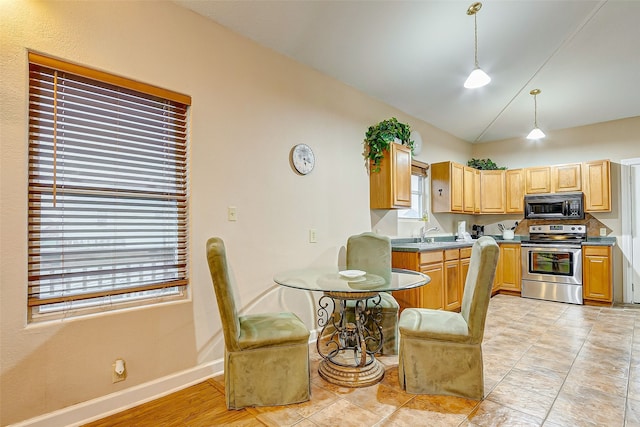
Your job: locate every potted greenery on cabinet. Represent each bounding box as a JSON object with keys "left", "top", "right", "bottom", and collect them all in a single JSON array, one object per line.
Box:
[
  {"left": 365, "top": 118, "right": 414, "bottom": 209},
  {"left": 364, "top": 117, "right": 414, "bottom": 173}
]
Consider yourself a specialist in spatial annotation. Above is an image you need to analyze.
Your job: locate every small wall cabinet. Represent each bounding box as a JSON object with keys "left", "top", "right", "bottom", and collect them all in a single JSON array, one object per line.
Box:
[
  {"left": 369, "top": 142, "right": 412, "bottom": 209},
  {"left": 582, "top": 159, "right": 611, "bottom": 212},
  {"left": 431, "top": 161, "right": 476, "bottom": 213}
]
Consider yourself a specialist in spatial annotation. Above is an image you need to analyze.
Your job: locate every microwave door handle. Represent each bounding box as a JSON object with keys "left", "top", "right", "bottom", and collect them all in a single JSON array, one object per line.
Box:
[{"left": 563, "top": 200, "right": 569, "bottom": 216}]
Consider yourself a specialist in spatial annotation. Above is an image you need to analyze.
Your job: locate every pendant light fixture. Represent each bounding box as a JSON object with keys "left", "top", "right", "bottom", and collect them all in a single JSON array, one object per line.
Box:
[
  {"left": 464, "top": 2, "right": 491, "bottom": 89},
  {"left": 526, "top": 89, "right": 546, "bottom": 140}
]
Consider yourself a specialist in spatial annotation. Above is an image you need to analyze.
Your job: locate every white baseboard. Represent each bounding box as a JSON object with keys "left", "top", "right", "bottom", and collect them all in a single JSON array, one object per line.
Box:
[
  {"left": 10, "top": 334, "right": 320, "bottom": 427},
  {"left": 9, "top": 359, "right": 225, "bottom": 427}
]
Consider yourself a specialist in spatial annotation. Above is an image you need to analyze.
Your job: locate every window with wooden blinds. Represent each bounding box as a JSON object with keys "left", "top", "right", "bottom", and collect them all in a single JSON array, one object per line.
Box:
[{"left": 27, "top": 53, "right": 191, "bottom": 317}]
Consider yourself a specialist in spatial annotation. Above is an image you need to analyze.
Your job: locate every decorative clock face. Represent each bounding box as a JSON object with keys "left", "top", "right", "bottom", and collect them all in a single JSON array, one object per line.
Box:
[{"left": 291, "top": 144, "right": 315, "bottom": 175}]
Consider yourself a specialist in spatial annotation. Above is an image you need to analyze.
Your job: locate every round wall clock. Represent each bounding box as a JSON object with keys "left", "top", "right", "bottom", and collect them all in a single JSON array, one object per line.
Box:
[
  {"left": 411, "top": 130, "right": 423, "bottom": 155},
  {"left": 290, "top": 143, "right": 315, "bottom": 175}
]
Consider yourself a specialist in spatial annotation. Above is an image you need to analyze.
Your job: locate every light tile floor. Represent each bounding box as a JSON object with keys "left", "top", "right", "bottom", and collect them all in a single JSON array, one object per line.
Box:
[{"left": 84, "top": 294, "right": 640, "bottom": 426}]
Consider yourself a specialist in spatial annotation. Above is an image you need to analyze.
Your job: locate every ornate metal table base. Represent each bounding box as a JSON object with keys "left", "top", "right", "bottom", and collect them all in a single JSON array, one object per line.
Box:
[
  {"left": 318, "top": 358, "right": 385, "bottom": 387},
  {"left": 316, "top": 291, "right": 384, "bottom": 387}
]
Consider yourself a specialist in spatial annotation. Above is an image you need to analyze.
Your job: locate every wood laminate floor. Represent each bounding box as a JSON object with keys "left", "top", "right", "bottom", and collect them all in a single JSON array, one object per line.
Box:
[{"left": 84, "top": 295, "right": 640, "bottom": 426}]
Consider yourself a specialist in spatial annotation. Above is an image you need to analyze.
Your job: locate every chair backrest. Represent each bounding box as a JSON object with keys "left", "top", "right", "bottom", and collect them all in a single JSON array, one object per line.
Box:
[
  {"left": 346, "top": 232, "right": 392, "bottom": 284},
  {"left": 460, "top": 236, "right": 500, "bottom": 343},
  {"left": 206, "top": 237, "right": 241, "bottom": 352}
]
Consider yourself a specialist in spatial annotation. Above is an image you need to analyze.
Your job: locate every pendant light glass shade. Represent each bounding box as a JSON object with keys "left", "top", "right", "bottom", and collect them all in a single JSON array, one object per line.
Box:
[
  {"left": 465, "top": 2, "right": 490, "bottom": 89},
  {"left": 526, "top": 89, "right": 545, "bottom": 140},
  {"left": 464, "top": 67, "right": 491, "bottom": 89},
  {"left": 526, "top": 127, "right": 546, "bottom": 140}
]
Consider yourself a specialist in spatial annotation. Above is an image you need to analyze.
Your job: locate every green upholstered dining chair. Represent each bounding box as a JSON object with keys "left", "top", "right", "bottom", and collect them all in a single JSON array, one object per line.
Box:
[
  {"left": 398, "top": 236, "right": 499, "bottom": 400},
  {"left": 345, "top": 232, "right": 400, "bottom": 355},
  {"left": 206, "top": 237, "right": 311, "bottom": 409}
]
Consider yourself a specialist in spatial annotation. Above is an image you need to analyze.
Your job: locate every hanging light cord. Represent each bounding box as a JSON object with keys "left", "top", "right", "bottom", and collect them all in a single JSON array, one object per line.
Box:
[
  {"left": 533, "top": 94, "right": 539, "bottom": 127},
  {"left": 474, "top": 13, "right": 479, "bottom": 68}
]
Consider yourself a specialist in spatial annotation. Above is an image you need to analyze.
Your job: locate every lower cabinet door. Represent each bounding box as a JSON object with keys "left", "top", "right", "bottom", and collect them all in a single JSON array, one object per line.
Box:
[
  {"left": 421, "top": 262, "right": 444, "bottom": 310},
  {"left": 444, "top": 259, "right": 461, "bottom": 311}
]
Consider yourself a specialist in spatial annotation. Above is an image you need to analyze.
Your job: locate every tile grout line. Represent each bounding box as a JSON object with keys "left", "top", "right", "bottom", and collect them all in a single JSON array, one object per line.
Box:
[{"left": 537, "top": 305, "right": 596, "bottom": 426}]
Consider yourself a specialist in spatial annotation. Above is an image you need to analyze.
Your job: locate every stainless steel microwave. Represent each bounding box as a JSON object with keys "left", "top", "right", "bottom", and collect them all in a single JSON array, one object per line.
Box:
[{"left": 524, "top": 192, "right": 585, "bottom": 220}]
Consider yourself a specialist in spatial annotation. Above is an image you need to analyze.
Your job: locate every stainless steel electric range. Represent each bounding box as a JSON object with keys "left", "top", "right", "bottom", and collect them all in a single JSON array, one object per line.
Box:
[{"left": 521, "top": 224, "right": 587, "bottom": 305}]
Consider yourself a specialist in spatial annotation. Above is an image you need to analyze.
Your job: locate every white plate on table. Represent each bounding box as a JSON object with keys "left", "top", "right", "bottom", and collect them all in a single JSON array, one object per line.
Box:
[{"left": 339, "top": 269, "right": 366, "bottom": 279}]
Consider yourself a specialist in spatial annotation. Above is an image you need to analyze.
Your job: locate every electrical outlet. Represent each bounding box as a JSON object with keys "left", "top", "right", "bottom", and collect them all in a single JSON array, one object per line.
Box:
[
  {"left": 227, "top": 206, "right": 237, "bottom": 222},
  {"left": 600, "top": 228, "right": 607, "bottom": 237},
  {"left": 309, "top": 229, "right": 317, "bottom": 243},
  {"left": 112, "top": 359, "right": 127, "bottom": 383}
]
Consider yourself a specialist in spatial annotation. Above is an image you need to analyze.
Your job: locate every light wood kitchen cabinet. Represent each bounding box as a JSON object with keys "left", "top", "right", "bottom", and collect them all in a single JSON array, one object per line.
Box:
[
  {"left": 463, "top": 166, "right": 476, "bottom": 213},
  {"left": 460, "top": 247, "right": 472, "bottom": 291},
  {"left": 525, "top": 166, "right": 551, "bottom": 194},
  {"left": 480, "top": 170, "right": 506, "bottom": 213},
  {"left": 473, "top": 169, "right": 481, "bottom": 214},
  {"left": 505, "top": 169, "right": 525, "bottom": 213},
  {"left": 392, "top": 251, "right": 444, "bottom": 311},
  {"left": 492, "top": 249, "right": 502, "bottom": 294},
  {"left": 393, "top": 247, "right": 473, "bottom": 313},
  {"left": 444, "top": 249, "right": 462, "bottom": 311},
  {"left": 431, "top": 161, "right": 474, "bottom": 213},
  {"left": 369, "top": 142, "right": 412, "bottom": 209},
  {"left": 552, "top": 163, "right": 581, "bottom": 192},
  {"left": 582, "top": 245, "right": 612, "bottom": 304},
  {"left": 582, "top": 159, "right": 611, "bottom": 212},
  {"left": 499, "top": 244, "right": 521, "bottom": 293}
]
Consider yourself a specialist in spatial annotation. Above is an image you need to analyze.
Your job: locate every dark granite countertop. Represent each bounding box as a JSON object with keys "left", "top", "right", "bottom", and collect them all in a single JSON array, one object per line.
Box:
[
  {"left": 392, "top": 235, "right": 615, "bottom": 252},
  {"left": 583, "top": 237, "right": 616, "bottom": 246},
  {"left": 391, "top": 236, "right": 524, "bottom": 253}
]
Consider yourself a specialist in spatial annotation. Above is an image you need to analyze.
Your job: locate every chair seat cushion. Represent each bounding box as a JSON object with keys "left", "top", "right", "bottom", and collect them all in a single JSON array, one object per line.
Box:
[
  {"left": 399, "top": 308, "right": 471, "bottom": 343},
  {"left": 238, "top": 312, "right": 310, "bottom": 350}
]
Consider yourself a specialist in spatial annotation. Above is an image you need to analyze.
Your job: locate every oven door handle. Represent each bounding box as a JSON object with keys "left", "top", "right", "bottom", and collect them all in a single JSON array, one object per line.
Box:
[{"left": 521, "top": 243, "right": 582, "bottom": 250}]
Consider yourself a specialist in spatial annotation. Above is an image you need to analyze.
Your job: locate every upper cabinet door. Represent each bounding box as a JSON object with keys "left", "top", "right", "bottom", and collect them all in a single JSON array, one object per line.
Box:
[
  {"left": 391, "top": 143, "right": 412, "bottom": 207},
  {"left": 463, "top": 166, "right": 476, "bottom": 213},
  {"left": 525, "top": 166, "right": 551, "bottom": 194},
  {"left": 480, "top": 170, "right": 506, "bottom": 213},
  {"left": 505, "top": 169, "right": 525, "bottom": 213},
  {"left": 450, "top": 162, "right": 465, "bottom": 212},
  {"left": 582, "top": 159, "right": 611, "bottom": 212},
  {"left": 369, "top": 142, "right": 411, "bottom": 209},
  {"left": 552, "top": 163, "right": 582, "bottom": 192}
]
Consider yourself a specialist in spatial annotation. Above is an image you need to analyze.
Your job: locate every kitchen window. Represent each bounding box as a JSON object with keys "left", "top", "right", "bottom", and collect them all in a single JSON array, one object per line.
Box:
[
  {"left": 27, "top": 52, "right": 191, "bottom": 320},
  {"left": 399, "top": 161, "right": 429, "bottom": 219}
]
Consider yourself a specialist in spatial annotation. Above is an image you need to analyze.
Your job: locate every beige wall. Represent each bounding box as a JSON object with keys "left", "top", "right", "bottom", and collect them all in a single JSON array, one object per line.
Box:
[{"left": 0, "top": 1, "right": 468, "bottom": 424}]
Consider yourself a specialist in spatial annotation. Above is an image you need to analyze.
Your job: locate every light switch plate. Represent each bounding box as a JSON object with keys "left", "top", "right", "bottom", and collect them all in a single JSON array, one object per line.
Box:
[
  {"left": 228, "top": 206, "right": 237, "bottom": 222},
  {"left": 309, "top": 229, "right": 317, "bottom": 243}
]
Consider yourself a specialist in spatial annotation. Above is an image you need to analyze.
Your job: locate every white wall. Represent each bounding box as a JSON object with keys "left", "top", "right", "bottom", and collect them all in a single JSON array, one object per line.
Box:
[{"left": 0, "top": 1, "right": 469, "bottom": 424}]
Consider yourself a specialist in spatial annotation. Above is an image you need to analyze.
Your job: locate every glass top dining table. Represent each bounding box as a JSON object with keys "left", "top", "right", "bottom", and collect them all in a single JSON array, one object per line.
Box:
[
  {"left": 273, "top": 267, "right": 430, "bottom": 388},
  {"left": 273, "top": 267, "right": 430, "bottom": 295}
]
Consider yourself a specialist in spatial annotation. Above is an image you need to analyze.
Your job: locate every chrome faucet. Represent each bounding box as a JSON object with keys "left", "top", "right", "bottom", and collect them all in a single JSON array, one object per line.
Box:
[{"left": 420, "top": 226, "right": 439, "bottom": 243}]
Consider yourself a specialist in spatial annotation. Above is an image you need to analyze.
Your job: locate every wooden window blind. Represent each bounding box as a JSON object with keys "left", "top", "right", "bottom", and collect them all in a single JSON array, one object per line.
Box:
[
  {"left": 411, "top": 159, "right": 429, "bottom": 177},
  {"left": 27, "top": 53, "right": 191, "bottom": 314}
]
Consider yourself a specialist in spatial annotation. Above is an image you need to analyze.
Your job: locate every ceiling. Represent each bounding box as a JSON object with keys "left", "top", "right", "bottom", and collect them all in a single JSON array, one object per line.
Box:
[{"left": 174, "top": 0, "right": 640, "bottom": 143}]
